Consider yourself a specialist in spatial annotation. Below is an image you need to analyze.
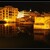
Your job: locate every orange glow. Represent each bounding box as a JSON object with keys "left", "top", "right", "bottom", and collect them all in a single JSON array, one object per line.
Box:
[
  {"left": 4, "top": 23, "right": 9, "bottom": 26},
  {"left": 4, "top": 23, "right": 16, "bottom": 27},
  {"left": 4, "top": 18, "right": 9, "bottom": 22},
  {"left": 0, "top": 6, "right": 18, "bottom": 22},
  {"left": 0, "top": 6, "right": 50, "bottom": 30},
  {"left": 34, "top": 17, "right": 50, "bottom": 29},
  {"left": 4, "top": 18, "right": 16, "bottom": 22},
  {"left": 35, "top": 17, "right": 44, "bottom": 23},
  {"left": 34, "top": 17, "right": 45, "bottom": 29}
]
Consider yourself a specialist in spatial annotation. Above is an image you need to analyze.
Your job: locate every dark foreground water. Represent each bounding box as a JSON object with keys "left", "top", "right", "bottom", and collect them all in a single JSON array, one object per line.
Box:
[
  {"left": 0, "top": 23, "right": 34, "bottom": 48},
  {"left": 0, "top": 23, "right": 50, "bottom": 48}
]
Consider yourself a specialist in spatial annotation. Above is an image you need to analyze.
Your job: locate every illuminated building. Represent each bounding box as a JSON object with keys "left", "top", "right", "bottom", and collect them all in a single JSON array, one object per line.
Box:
[
  {"left": 17, "top": 11, "right": 24, "bottom": 18},
  {"left": 17, "top": 10, "right": 30, "bottom": 18},
  {"left": 0, "top": 7, "right": 3, "bottom": 20},
  {"left": 17, "top": 10, "right": 30, "bottom": 22},
  {"left": 34, "top": 13, "right": 50, "bottom": 29},
  {"left": 34, "top": 13, "right": 50, "bottom": 35},
  {"left": 24, "top": 10, "right": 30, "bottom": 17},
  {"left": 0, "top": 6, "right": 18, "bottom": 22}
]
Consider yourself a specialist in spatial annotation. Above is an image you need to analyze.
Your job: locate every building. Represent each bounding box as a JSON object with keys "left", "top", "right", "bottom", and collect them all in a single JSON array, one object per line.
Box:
[
  {"left": 24, "top": 10, "right": 30, "bottom": 17},
  {"left": 0, "top": 6, "right": 18, "bottom": 22},
  {"left": 17, "top": 10, "right": 30, "bottom": 22},
  {"left": 0, "top": 7, "right": 3, "bottom": 20},
  {"left": 34, "top": 13, "right": 50, "bottom": 29},
  {"left": 34, "top": 13, "right": 50, "bottom": 35}
]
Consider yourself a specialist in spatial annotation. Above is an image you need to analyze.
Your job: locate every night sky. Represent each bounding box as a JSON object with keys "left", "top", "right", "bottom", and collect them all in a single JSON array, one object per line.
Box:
[{"left": 0, "top": 1, "right": 50, "bottom": 12}]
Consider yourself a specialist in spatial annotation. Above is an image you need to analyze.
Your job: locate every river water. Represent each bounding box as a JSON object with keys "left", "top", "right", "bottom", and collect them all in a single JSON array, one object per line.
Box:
[{"left": 0, "top": 23, "right": 50, "bottom": 48}]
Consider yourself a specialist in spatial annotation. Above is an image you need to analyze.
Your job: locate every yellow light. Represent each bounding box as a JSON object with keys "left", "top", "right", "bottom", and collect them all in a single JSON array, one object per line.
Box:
[
  {"left": 34, "top": 17, "right": 50, "bottom": 29},
  {"left": 4, "top": 18, "right": 8, "bottom": 22},
  {"left": 4, "top": 23, "right": 9, "bottom": 26},
  {"left": 35, "top": 17, "right": 44, "bottom": 23}
]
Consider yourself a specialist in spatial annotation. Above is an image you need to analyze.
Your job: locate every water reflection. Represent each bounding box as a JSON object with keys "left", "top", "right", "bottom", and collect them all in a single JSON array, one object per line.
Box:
[
  {"left": 0, "top": 23, "right": 49, "bottom": 40},
  {"left": 34, "top": 29, "right": 50, "bottom": 48},
  {"left": 0, "top": 23, "right": 33, "bottom": 38},
  {"left": 0, "top": 23, "right": 50, "bottom": 48}
]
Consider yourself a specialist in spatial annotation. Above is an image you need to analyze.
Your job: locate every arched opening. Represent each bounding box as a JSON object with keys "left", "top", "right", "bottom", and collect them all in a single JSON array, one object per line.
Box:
[{"left": 45, "top": 19, "right": 50, "bottom": 29}]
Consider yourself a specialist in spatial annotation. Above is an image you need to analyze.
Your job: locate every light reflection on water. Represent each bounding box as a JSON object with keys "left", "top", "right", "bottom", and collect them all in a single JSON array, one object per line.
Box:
[
  {"left": 0, "top": 23, "right": 33, "bottom": 38},
  {"left": 0, "top": 23, "right": 49, "bottom": 40},
  {"left": 0, "top": 23, "right": 16, "bottom": 37},
  {"left": 0, "top": 23, "right": 50, "bottom": 48},
  {"left": 0, "top": 23, "right": 34, "bottom": 48}
]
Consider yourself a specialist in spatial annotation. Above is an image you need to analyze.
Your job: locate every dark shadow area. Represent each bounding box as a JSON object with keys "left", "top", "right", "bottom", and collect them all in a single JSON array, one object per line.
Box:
[{"left": 0, "top": 21, "right": 6, "bottom": 24}]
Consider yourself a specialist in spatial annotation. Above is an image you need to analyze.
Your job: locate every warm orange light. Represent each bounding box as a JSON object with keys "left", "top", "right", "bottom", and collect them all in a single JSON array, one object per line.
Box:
[
  {"left": 34, "top": 17, "right": 50, "bottom": 29},
  {"left": 4, "top": 18, "right": 9, "bottom": 22},
  {"left": 4, "top": 18, "right": 16, "bottom": 22},
  {"left": 4, "top": 23, "right": 9, "bottom": 26}
]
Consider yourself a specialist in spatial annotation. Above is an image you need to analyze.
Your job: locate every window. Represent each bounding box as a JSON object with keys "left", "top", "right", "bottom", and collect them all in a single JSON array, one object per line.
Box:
[{"left": 9, "top": 11, "right": 12, "bottom": 13}]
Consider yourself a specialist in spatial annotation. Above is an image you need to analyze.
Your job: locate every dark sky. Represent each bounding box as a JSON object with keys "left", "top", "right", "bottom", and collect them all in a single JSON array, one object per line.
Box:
[{"left": 0, "top": 2, "right": 50, "bottom": 12}]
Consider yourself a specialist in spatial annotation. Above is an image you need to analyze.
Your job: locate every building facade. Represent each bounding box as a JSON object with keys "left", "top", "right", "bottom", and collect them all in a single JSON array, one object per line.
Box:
[
  {"left": 0, "top": 6, "right": 18, "bottom": 22},
  {"left": 34, "top": 14, "right": 50, "bottom": 29}
]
